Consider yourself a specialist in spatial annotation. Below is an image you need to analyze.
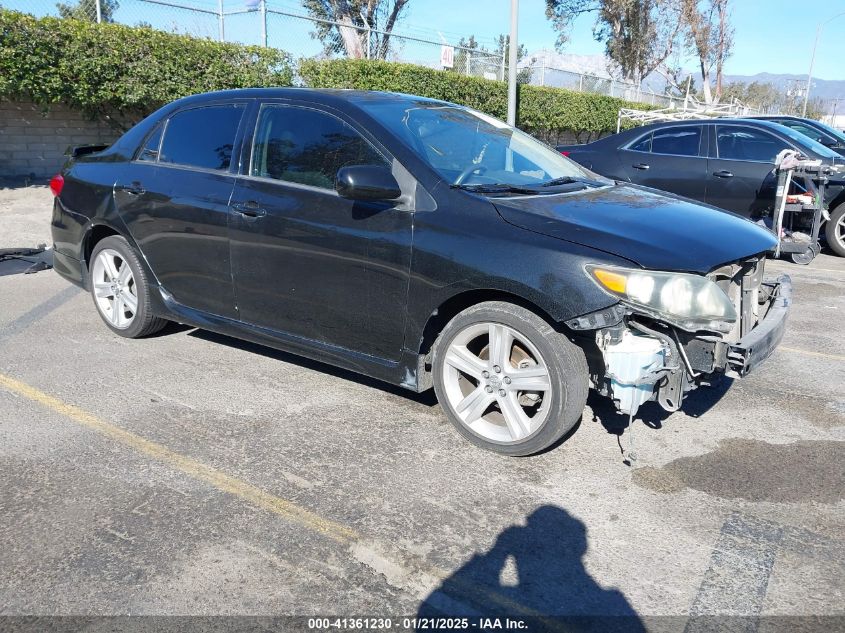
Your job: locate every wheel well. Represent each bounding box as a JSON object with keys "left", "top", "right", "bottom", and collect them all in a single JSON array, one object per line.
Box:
[
  {"left": 84, "top": 225, "right": 120, "bottom": 266},
  {"left": 830, "top": 191, "right": 845, "bottom": 214},
  {"left": 417, "top": 289, "right": 563, "bottom": 358}
]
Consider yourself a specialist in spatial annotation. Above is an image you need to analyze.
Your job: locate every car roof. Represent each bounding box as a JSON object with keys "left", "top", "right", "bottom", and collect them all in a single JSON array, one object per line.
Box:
[
  {"left": 750, "top": 115, "right": 806, "bottom": 121},
  {"left": 168, "top": 87, "right": 452, "bottom": 110},
  {"left": 627, "top": 118, "right": 790, "bottom": 134}
]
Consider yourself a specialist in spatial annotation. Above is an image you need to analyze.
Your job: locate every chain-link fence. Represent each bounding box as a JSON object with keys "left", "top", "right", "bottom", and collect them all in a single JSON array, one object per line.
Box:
[
  {"left": 2, "top": 0, "right": 749, "bottom": 112},
  {"left": 524, "top": 63, "right": 677, "bottom": 108}
]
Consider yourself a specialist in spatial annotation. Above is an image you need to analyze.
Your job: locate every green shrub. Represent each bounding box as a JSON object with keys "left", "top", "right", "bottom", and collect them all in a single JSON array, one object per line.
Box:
[
  {"left": 0, "top": 9, "right": 293, "bottom": 128},
  {"left": 300, "top": 58, "right": 653, "bottom": 142}
]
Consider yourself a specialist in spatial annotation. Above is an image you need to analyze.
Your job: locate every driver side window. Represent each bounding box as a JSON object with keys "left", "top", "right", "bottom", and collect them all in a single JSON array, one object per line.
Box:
[{"left": 250, "top": 105, "right": 389, "bottom": 189}]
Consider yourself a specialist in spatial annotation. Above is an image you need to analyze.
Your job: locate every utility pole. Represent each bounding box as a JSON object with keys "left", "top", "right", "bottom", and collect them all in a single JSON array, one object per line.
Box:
[
  {"left": 260, "top": 0, "right": 267, "bottom": 47},
  {"left": 94, "top": 0, "right": 102, "bottom": 23},
  {"left": 803, "top": 10, "right": 845, "bottom": 117},
  {"left": 506, "top": 0, "right": 519, "bottom": 126},
  {"left": 218, "top": 0, "right": 224, "bottom": 42}
]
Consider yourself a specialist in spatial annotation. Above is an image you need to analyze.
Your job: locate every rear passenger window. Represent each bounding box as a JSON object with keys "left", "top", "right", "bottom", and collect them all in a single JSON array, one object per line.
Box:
[
  {"left": 717, "top": 126, "right": 790, "bottom": 162},
  {"left": 628, "top": 133, "right": 652, "bottom": 152},
  {"left": 159, "top": 105, "right": 244, "bottom": 170},
  {"left": 250, "top": 105, "right": 388, "bottom": 189},
  {"left": 650, "top": 126, "right": 701, "bottom": 156},
  {"left": 137, "top": 124, "right": 162, "bottom": 162}
]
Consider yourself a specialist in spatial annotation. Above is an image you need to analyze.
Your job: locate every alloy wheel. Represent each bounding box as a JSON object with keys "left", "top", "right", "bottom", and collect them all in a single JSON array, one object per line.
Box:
[
  {"left": 91, "top": 248, "right": 138, "bottom": 329},
  {"left": 441, "top": 322, "right": 552, "bottom": 443}
]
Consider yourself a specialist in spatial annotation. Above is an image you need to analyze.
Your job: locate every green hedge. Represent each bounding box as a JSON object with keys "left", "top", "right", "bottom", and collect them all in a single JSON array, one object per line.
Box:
[
  {"left": 300, "top": 58, "right": 652, "bottom": 142},
  {"left": 0, "top": 9, "right": 649, "bottom": 140},
  {"left": 0, "top": 9, "right": 293, "bottom": 127}
]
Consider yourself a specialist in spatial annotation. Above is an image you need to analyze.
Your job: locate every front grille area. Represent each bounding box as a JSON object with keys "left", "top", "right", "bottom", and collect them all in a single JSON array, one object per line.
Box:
[{"left": 707, "top": 256, "right": 765, "bottom": 343}]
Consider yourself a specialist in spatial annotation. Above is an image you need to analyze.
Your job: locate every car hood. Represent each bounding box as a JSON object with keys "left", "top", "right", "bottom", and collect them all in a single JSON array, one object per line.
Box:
[{"left": 493, "top": 184, "right": 777, "bottom": 274}]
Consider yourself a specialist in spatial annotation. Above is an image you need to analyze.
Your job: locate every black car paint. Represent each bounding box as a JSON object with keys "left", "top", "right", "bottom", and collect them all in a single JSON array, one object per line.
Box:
[
  {"left": 493, "top": 184, "right": 775, "bottom": 274},
  {"left": 51, "top": 89, "right": 777, "bottom": 393},
  {"left": 558, "top": 119, "right": 845, "bottom": 217}
]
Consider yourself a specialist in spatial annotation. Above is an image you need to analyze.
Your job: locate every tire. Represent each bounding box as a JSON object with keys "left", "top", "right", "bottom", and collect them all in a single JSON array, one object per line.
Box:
[
  {"left": 789, "top": 248, "right": 815, "bottom": 265},
  {"left": 825, "top": 203, "right": 845, "bottom": 257},
  {"left": 89, "top": 235, "right": 167, "bottom": 338},
  {"left": 432, "top": 301, "right": 589, "bottom": 456}
]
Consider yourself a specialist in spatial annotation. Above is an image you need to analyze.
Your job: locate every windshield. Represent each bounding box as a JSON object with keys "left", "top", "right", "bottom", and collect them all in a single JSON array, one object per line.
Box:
[
  {"left": 775, "top": 124, "right": 841, "bottom": 159},
  {"left": 357, "top": 99, "right": 592, "bottom": 186},
  {"left": 808, "top": 119, "right": 845, "bottom": 144}
]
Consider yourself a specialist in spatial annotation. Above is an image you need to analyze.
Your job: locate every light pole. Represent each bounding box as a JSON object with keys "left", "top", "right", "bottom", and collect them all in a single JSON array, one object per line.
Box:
[
  {"left": 802, "top": 10, "right": 845, "bottom": 118},
  {"left": 506, "top": 0, "right": 519, "bottom": 126}
]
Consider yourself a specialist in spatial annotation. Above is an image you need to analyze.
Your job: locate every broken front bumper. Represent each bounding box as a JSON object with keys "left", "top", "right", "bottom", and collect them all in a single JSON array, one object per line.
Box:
[{"left": 725, "top": 274, "right": 792, "bottom": 378}]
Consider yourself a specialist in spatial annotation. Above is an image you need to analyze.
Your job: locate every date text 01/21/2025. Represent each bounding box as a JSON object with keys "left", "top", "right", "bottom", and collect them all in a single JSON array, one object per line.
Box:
[{"left": 306, "top": 617, "right": 529, "bottom": 630}]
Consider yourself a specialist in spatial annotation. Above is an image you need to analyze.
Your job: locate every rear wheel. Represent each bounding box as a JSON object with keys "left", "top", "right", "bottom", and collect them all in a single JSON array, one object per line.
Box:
[
  {"left": 432, "top": 301, "right": 589, "bottom": 456},
  {"left": 825, "top": 203, "right": 845, "bottom": 257},
  {"left": 89, "top": 236, "right": 167, "bottom": 338}
]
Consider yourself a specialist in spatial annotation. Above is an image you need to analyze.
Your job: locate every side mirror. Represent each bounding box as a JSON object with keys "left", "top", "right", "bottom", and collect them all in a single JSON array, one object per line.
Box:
[{"left": 335, "top": 165, "right": 401, "bottom": 201}]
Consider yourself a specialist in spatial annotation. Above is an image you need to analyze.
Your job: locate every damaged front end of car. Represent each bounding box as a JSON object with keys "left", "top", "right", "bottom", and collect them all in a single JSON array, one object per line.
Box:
[{"left": 567, "top": 256, "right": 792, "bottom": 417}]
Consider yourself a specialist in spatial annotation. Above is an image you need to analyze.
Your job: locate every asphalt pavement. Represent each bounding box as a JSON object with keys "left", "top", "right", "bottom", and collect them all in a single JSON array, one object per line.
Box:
[{"left": 0, "top": 186, "right": 843, "bottom": 630}]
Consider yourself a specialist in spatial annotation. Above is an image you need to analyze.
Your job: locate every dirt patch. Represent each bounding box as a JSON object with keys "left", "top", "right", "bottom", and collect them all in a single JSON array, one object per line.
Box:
[{"left": 633, "top": 438, "right": 845, "bottom": 504}]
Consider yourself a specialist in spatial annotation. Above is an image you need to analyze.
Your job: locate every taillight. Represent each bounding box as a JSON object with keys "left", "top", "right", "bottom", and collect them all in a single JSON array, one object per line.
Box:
[
  {"left": 49, "top": 174, "right": 64, "bottom": 197},
  {"left": 560, "top": 150, "right": 571, "bottom": 157}
]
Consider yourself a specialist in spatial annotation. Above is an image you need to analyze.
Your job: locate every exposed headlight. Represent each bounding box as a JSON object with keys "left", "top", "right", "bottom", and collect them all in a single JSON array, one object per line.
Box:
[{"left": 585, "top": 265, "right": 737, "bottom": 333}]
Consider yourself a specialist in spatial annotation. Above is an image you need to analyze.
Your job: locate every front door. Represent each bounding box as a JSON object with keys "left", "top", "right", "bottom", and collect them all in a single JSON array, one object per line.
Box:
[
  {"left": 229, "top": 103, "right": 414, "bottom": 361},
  {"left": 115, "top": 103, "right": 247, "bottom": 319},
  {"left": 705, "top": 124, "right": 790, "bottom": 217}
]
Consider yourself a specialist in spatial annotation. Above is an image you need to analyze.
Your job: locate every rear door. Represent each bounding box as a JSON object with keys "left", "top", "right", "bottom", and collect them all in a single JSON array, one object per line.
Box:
[
  {"left": 617, "top": 124, "right": 708, "bottom": 201},
  {"left": 705, "top": 124, "right": 790, "bottom": 217},
  {"left": 228, "top": 101, "right": 414, "bottom": 361},
  {"left": 115, "top": 102, "right": 248, "bottom": 319}
]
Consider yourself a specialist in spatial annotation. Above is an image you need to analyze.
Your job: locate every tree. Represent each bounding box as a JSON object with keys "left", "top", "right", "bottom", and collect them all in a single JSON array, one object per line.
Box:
[
  {"left": 544, "top": 0, "right": 685, "bottom": 85},
  {"left": 682, "top": 0, "right": 733, "bottom": 104},
  {"left": 303, "top": 0, "right": 410, "bottom": 60},
  {"left": 56, "top": 0, "right": 119, "bottom": 22},
  {"left": 718, "top": 80, "right": 820, "bottom": 115},
  {"left": 452, "top": 35, "right": 480, "bottom": 75},
  {"left": 495, "top": 34, "right": 533, "bottom": 83},
  {"left": 448, "top": 34, "right": 531, "bottom": 82}
]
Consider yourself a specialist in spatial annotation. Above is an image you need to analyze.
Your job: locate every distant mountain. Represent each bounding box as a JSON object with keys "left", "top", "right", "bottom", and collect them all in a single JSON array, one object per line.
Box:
[
  {"left": 522, "top": 51, "right": 845, "bottom": 112},
  {"left": 722, "top": 73, "right": 845, "bottom": 112}
]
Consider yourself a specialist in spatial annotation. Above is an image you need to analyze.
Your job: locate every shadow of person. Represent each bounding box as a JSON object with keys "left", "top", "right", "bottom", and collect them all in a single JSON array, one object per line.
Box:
[{"left": 417, "top": 506, "right": 645, "bottom": 633}]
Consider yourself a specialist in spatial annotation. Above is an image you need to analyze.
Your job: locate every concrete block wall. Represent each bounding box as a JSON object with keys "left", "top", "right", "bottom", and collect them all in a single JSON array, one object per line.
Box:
[{"left": 0, "top": 100, "right": 121, "bottom": 180}]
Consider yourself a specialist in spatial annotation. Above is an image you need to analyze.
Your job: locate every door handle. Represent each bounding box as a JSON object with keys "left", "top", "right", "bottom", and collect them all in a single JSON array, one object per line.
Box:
[
  {"left": 231, "top": 201, "right": 267, "bottom": 218},
  {"left": 119, "top": 181, "right": 145, "bottom": 195},
  {"left": 632, "top": 163, "right": 650, "bottom": 170},
  {"left": 713, "top": 170, "right": 734, "bottom": 178}
]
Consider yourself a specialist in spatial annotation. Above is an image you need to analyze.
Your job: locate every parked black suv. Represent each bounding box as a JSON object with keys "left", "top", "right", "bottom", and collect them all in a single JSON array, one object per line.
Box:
[{"left": 50, "top": 89, "right": 790, "bottom": 455}]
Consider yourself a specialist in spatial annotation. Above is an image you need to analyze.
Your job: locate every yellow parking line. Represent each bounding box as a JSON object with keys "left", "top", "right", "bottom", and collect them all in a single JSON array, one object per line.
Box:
[
  {"left": 0, "top": 372, "right": 555, "bottom": 620},
  {"left": 0, "top": 372, "right": 358, "bottom": 543},
  {"left": 779, "top": 346, "right": 845, "bottom": 362}
]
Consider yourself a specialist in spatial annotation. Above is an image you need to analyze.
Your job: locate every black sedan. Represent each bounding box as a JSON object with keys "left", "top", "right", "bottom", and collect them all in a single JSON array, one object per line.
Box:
[
  {"left": 51, "top": 89, "right": 789, "bottom": 456},
  {"left": 558, "top": 119, "right": 845, "bottom": 256},
  {"left": 754, "top": 115, "right": 845, "bottom": 156}
]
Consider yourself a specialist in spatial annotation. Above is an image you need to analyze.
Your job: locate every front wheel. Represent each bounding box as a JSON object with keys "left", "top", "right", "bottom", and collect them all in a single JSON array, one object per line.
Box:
[
  {"left": 89, "top": 235, "right": 167, "bottom": 338},
  {"left": 432, "top": 301, "right": 589, "bottom": 456},
  {"left": 825, "top": 203, "right": 845, "bottom": 257}
]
